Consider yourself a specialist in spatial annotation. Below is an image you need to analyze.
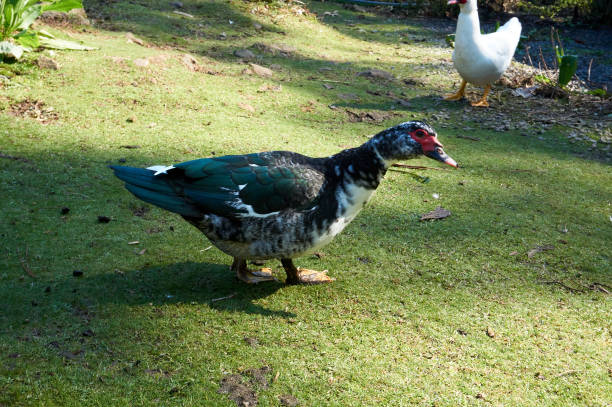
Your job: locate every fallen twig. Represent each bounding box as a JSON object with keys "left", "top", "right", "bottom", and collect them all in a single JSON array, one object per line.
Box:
[
  {"left": 391, "top": 163, "right": 447, "bottom": 171},
  {"left": 589, "top": 282, "right": 611, "bottom": 294},
  {"left": 456, "top": 135, "right": 480, "bottom": 141},
  {"left": 211, "top": 293, "right": 236, "bottom": 302},
  {"left": 20, "top": 247, "right": 36, "bottom": 278},
  {"left": 554, "top": 370, "right": 578, "bottom": 378},
  {"left": 539, "top": 280, "right": 584, "bottom": 294}
]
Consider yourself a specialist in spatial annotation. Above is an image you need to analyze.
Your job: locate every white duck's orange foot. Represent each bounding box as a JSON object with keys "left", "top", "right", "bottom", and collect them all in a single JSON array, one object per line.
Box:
[
  {"left": 294, "top": 268, "right": 335, "bottom": 284},
  {"left": 444, "top": 91, "right": 465, "bottom": 101},
  {"left": 470, "top": 98, "right": 490, "bottom": 107},
  {"left": 444, "top": 80, "right": 467, "bottom": 101},
  {"left": 470, "top": 84, "right": 491, "bottom": 107}
]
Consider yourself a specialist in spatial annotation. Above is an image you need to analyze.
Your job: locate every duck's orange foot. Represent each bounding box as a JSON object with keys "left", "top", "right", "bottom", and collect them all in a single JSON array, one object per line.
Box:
[
  {"left": 470, "top": 98, "right": 490, "bottom": 107},
  {"left": 232, "top": 258, "right": 278, "bottom": 284},
  {"left": 237, "top": 267, "right": 277, "bottom": 284},
  {"left": 294, "top": 268, "right": 335, "bottom": 285},
  {"left": 444, "top": 79, "right": 467, "bottom": 102},
  {"left": 470, "top": 84, "right": 491, "bottom": 107},
  {"left": 444, "top": 91, "right": 465, "bottom": 101},
  {"left": 281, "top": 258, "right": 335, "bottom": 285}
]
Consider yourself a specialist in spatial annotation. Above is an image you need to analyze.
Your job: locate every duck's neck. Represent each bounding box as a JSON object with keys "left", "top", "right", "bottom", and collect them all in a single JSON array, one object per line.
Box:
[
  {"left": 329, "top": 144, "right": 388, "bottom": 190},
  {"left": 457, "top": 5, "right": 481, "bottom": 41}
]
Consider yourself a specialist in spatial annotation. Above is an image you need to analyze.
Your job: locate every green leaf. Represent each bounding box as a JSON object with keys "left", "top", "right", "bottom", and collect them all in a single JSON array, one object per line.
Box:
[
  {"left": 555, "top": 46, "right": 563, "bottom": 66},
  {"left": 41, "top": 0, "right": 83, "bottom": 13},
  {"left": 445, "top": 34, "right": 455, "bottom": 48},
  {"left": 558, "top": 55, "right": 578, "bottom": 87},
  {"left": 37, "top": 29, "right": 56, "bottom": 38},
  {"left": 17, "top": 4, "right": 41, "bottom": 30},
  {"left": 0, "top": 40, "right": 24, "bottom": 59},
  {"left": 14, "top": 29, "right": 38, "bottom": 48},
  {"left": 39, "top": 36, "right": 95, "bottom": 50}
]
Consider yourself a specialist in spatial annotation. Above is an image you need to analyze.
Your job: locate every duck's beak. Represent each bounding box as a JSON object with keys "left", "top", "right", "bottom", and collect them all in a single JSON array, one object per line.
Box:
[{"left": 425, "top": 147, "right": 458, "bottom": 168}]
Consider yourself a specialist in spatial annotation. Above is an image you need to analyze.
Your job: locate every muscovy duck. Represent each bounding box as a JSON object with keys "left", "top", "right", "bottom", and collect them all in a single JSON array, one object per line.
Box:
[
  {"left": 111, "top": 122, "right": 457, "bottom": 285},
  {"left": 445, "top": 0, "right": 521, "bottom": 107}
]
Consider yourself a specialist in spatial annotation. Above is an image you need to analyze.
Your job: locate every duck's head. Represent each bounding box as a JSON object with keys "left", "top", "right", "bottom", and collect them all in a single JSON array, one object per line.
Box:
[
  {"left": 368, "top": 121, "right": 458, "bottom": 168},
  {"left": 448, "top": 0, "right": 477, "bottom": 12}
]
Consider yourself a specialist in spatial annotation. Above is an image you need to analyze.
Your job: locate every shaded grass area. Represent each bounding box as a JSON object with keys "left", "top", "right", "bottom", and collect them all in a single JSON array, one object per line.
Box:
[{"left": 1, "top": 1, "right": 611, "bottom": 406}]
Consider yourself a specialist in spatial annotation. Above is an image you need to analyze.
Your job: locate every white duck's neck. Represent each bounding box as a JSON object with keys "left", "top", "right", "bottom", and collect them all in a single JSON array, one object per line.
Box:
[{"left": 457, "top": 5, "right": 481, "bottom": 41}]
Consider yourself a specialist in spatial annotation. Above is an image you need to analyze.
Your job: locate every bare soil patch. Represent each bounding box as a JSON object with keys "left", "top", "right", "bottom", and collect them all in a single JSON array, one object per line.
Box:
[{"left": 8, "top": 99, "right": 59, "bottom": 124}]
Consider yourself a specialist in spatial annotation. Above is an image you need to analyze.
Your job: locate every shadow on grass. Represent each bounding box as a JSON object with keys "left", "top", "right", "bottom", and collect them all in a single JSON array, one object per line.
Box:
[{"left": 91, "top": 261, "right": 294, "bottom": 317}]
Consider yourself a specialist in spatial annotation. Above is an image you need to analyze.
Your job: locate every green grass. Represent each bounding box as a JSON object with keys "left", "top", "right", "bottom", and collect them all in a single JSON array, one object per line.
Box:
[{"left": 1, "top": 1, "right": 611, "bottom": 406}]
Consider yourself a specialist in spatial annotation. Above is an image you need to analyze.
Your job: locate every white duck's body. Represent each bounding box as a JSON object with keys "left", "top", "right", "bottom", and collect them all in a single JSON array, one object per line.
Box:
[{"left": 445, "top": 0, "right": 521, "bottom": 106}]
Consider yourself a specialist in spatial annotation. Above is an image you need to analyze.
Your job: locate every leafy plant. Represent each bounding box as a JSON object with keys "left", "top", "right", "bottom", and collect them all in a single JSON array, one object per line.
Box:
[
  {"left": 556, "top": 48, "right": 578, "bottom": 87},
  {"left": 551, "top": 28, "right": 578, "bottom": 87},
  {"left": 0, "top": 0, "right": 93, "bottom": 61}
]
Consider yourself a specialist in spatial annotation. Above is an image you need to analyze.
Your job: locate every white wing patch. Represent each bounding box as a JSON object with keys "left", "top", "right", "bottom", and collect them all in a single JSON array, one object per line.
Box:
[
  {"left": 230, "top": 200, "right": 280, "bottom": 218},
  {"left": 147, "top": 165, "right": 175, "bottom": 176}
]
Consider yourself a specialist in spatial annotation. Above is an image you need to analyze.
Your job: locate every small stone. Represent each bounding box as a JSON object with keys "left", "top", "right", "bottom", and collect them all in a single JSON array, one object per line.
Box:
[
  {"left": 486, "top": 327, "right": 495, "bottom": 338},
  {"left": 279, "top": 394, "right": 300, "bottom": 406},
  {"left": 60, "top": 207, "right": 70, "bottom": 215},
  {"left": 126, "top": 116, "right": 136, "bottom": 123},
  {"left": 126, "top": 32, "right": 145, "bottom": 46},
  {"left": 134, "top": 58, "right": 149, "bottom": 67},
  {"left": 233, "top": 49, "right": 255, "bottom": 59},
  {"left": 356, "top": 69, "right": 395, "bottom": 81},
  {"left": 253, "top": 22, "right": 262, "bottom": 30},
  {"left": 37, "top": 56, "right": 60, "bottom": 70},
  {"left": 171, "top": 0, "right": 183, "bottom": 8},
  {"left": 249, "top": 63, "right": 273, "bottom": 77},
  {"left": 181, "top": 53, "right": 199, "bottom": 71},
  {"left": 73, "top": 270, "right": 84, "bottom": 277}
]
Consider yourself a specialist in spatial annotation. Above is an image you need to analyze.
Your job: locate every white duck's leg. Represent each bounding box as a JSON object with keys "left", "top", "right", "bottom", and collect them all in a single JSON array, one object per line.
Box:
[
  {"left": 444, "top": 80, "right": 467, "bottom": 101},
  {"left": 231, "top": 258, "right": 276, "bottom": 284},
  {"left": 281, "top": 258, "right": 334, "bottom": 285},
  {"left": 471, "top": 84, "right": 491, "bottom": 107}
]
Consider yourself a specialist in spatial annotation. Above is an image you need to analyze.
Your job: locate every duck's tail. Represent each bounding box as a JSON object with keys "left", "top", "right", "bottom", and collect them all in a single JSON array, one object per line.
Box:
[
  {"left": 109, "top": 166, "right": 201, "bottom": 217},
  {"left": 498, "top": 17, "right": 522, "bottom": 39}
]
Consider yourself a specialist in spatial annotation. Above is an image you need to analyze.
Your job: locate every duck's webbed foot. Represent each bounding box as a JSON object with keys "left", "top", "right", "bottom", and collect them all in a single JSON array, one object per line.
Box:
[
  {"left": 231, "top": 258, "right": 277, "bottom": 284},
  {"left": 444, "top": 80, "right": 467, "bottom": 101},
  {"left": 470, "top": 84, "right": 491, "bottom": 107},
  {"left": 281, "top": 258, "right": 335, "bottom": 285}
]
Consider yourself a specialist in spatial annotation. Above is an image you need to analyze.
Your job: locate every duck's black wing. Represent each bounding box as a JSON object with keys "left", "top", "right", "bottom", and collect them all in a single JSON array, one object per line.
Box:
[{"left": 110, "top": 152, "right": 327, "bottom": 219}]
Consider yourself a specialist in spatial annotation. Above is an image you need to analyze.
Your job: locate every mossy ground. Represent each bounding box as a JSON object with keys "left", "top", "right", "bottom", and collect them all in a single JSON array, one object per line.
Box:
[{"left": 0, "top": 1, "right": 610, "bottom": 406}]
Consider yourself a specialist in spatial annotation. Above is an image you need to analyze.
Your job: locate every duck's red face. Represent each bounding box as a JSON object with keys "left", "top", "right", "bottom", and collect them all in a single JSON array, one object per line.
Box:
[{"left": 410, "top": 128, "right": 458, "bottom": 168}]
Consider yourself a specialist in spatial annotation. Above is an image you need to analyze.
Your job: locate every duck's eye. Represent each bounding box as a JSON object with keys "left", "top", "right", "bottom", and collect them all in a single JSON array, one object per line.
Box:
[{"left": 414, "top": 129, "right": 428, "bottom": 138}]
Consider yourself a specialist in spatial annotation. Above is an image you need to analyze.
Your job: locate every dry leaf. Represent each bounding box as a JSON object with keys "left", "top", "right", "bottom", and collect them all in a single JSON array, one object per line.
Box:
[
  {"left": 527, "top": 244, "right": 554, "bottom": 258},
  {"left": 420, "top": 207, "right": 451, "bottom": 221},
  {"left": 126, "top": 32, "right": 145, "bottom": 46},
  {"left": 257, "top": 84, "right": 282, "bottom": 93},
  {"left": 238, "top": 102, "right": 255, "bottom": 113}
]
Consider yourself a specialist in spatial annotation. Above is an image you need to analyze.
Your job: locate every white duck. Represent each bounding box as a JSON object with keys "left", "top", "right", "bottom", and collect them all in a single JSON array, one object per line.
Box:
[{"left": 445, "top": 0, "right": 521, "bottom": 107}]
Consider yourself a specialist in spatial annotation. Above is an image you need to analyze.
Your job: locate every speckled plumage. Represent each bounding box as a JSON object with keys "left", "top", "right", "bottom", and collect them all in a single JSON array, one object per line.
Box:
[{"left": 110, "top": 121, "right": 456, "bottom": 284}]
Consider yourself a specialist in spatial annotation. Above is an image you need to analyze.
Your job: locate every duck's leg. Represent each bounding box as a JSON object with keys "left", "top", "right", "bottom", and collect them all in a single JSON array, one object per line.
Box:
[
  {"left": 281, "top": 258, "right": 335, "bottom": 285},
  {"left": 444, "top": 80, "right": 467, "bottom": 101},
  {"left": 231, "top": 258, "right": 276, "bottom": 284},
  {"left": 471, "top": 84, "right": 491, "bottom": 107}
]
